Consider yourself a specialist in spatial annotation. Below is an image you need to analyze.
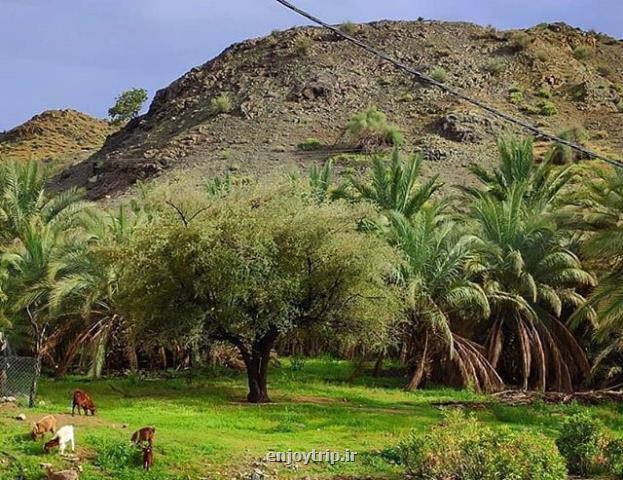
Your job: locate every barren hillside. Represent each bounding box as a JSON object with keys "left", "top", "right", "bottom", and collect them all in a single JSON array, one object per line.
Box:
[{"left": 55, "top": 21, "right": 623, "bottom": 199}]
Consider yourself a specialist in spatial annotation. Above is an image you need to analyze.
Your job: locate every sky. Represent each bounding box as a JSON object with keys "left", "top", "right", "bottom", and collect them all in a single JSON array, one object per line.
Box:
[{"left": 1, "top": 0, "right": 622, "bottom": 131}]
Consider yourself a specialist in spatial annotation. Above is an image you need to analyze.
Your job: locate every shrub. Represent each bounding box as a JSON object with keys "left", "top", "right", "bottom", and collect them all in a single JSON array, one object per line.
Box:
[
  {"left": 550, "top": 127, "right": 590, "bottom": 164},
  {"left": 606, "top": 438, "right": 623, "bottom": 478},
  {"left": 211, "top": 93, "right": 233, "bottom": 114},
  {"left": 509, "top": 90, "right": 524, "bottom": 104},
  {"left": 536, "top": 86, "right": 552, "bottom": 98},
  {"left": 556, "top": 412, "right": 608, "bottom": 476},
  {"left": 346, "top": 107, "right": 403, "bottom": 150},
  {"left": 617, "top": 101, "right": 623, "bottom": 113},
  {"left": 294, "top": 36, "right": 313, "bottom": 55},
  {"left": 535, "top": 49, "right": 549, "bottom": 61},
  {"left": 484, "top": 58, "right": 505, "bottom": 76},
  {"left": 297, "top": 138, "right": 323, "bottom": 151},
  {"left": 401, "top": 411, "right": 567, "bottom": 480},
  {"left": 429, "top": 67, "right": 448, "bottom": 83},
  {"left": 573, "top": 46, "right": 592, "bottom": 60},
  {"left": 340, "top": 21, "right": 357, "bottom": 35},
  {"left": 509, "top": 31, "right": 532, "bottom": 51},
  {"left": 537, "top": 100, "right": 557, "bottom": 116}
]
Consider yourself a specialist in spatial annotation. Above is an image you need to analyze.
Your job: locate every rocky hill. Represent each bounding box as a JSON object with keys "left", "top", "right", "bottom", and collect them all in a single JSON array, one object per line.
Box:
[
  {"left": 56, "top": 21, "right": 623, "bottom": 199},
  {"left": 0, "top": 109, "right": 113, "bottom": 170}
]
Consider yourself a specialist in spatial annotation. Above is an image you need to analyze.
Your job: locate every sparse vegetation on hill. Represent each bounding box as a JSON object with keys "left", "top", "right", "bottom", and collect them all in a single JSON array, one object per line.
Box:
[
  {"left": 0, "top": 109, "right": 112, "bottom": 169},
  {"left": 50, "top": 20, "right": 622, "bottom": 200}
]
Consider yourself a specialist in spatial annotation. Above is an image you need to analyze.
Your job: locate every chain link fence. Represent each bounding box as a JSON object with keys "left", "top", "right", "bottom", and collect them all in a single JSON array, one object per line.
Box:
[{"left": 0, "top": 355, "right": 37, "bottom": 399}]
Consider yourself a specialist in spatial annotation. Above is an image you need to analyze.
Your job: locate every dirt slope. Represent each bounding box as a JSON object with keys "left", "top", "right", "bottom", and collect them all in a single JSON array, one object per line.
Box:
[
  {"left": 0, "top": 109, "right": 112, "bottom": 170},
  {"left": 55, "top": 21, "right": 623, "bottom": 199}
]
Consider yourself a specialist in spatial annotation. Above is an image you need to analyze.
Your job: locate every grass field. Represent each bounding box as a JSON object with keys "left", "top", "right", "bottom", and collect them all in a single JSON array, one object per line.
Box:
[{"left": 1, "top": 358, "right": 623, "bottom": 479}]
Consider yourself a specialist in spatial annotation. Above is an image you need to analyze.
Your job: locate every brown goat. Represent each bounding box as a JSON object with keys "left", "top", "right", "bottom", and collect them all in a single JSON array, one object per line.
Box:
[
  {"left": 142, "top": 445, "right": 153, "bottom": 471},
  {"left": 131, "top": 426, "right": 156, "bottom": 446},
  {"left": 41, "top": 464, "right": 79, "bottom": 480},
  {"left": 72, "top": 389, "right": 96, "bottom": 416},
  {"left": 31, "top": 415, "right": 57, "bottom": 440}
]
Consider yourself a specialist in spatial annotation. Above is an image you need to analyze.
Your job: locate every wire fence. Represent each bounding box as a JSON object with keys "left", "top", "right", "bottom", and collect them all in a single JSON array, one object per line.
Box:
[{"left": 0, "top": 356, "right": 36, "bottom": 400}]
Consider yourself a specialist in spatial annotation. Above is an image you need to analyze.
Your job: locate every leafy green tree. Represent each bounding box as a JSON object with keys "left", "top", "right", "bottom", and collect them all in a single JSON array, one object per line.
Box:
[
  {"left": 108, "top": 88, "right": 148, "bottom": 125},
  {"left": 388, "top": 205, "right": 501, "bottom": 392},
  {"left": 116, "top": 182, "right": 400, "bottom": 402}
]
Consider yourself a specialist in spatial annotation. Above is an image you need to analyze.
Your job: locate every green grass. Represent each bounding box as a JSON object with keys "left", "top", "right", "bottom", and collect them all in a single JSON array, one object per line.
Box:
[{"left": 2, "top": 358, "right": 623, "bottom": 479}]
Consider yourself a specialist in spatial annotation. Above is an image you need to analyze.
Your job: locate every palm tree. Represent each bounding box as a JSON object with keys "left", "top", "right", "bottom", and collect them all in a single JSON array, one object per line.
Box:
[
  {"left": 388, "top": 205, "right": 501, "bottom": 392},
  {"left": 348, "top": 148, "right": 442, "bottom": 219},
  {"left": 48, "top": 206, "right": 146, "bottom": 377},
  {"left": 1, "top": 218, "right": 68, "bottom": 405},
  {"left": 574, "top": 169, "right": 623, "bottom": 384},
  {"left": 0, "top": 160, "right": 89, "bottom": 241},
  {"left": 471, "top": 184, "right": 595, "bottom": 391},
  {"left": 465, "top": 137, "right": 576, "bottom": 214}
]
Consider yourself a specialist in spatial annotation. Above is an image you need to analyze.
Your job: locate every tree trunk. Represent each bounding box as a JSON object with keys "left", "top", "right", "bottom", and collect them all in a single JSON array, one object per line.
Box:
[
  {"left": 28, "top": 321, "right": 46, "bottom": 408},
  {"left": 405, "top": 331, "right": 429, "bottom": 391},
  {"left": 246, "top": 355, "right": 270, "bottom": 403},
  {"left": 235, "top": 328, "right": 279, "bottom": 404},
  {"left": 373, "top": 351, "right": 385, "bottom": 377}
]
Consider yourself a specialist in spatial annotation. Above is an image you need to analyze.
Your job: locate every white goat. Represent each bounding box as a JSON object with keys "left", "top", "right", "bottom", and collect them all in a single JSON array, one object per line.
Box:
[{"left": 44, "top": 425, "right": 75, "bottom": 455}]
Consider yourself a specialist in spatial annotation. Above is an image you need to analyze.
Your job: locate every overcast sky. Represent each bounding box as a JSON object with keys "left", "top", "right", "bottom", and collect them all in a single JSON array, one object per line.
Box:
[{"left": 1, "top": 0, "right": 621, "bottom": 131}]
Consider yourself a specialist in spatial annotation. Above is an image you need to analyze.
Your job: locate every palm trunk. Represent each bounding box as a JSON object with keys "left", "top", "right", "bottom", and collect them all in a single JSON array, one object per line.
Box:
[{"left": 405, "top": 331, "right": 429, "bottom": 391}]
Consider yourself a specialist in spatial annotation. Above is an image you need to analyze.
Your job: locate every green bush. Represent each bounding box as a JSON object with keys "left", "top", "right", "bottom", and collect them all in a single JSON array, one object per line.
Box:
[
  {"left": 535, "top": 49, "right": 549, "bottom": 61},
  {"left": 211, "top": 93, "right": 233, "bottom": 114},
  {"left": 297, "top": 138, "right": 323, "bottom": 151},
  {"left": 484, "top": 58, "right": 505, "bottom": 76},
  {"left": 617, "top": 101, "right": 623, "bottom": 113},
  {"left": 508, "top": 86, "right": 524, "bottom": 104},
  {"left": 509, "top": 32, "right": 532, "bottom": 51},
  {"left": 556, "top": 412, "right": 608, "bottom": 476},
  {"left": 294, "top": 36, "right": 313, "bottom": 55},
  {"left": 340, "top": 21, "right": 357, "bottom": 35},
  {"left": 535, "top": 100, "right": 557, "bottom": 116},
  {"left": 429, "top": 67, "right": 448, "bottom": 83},
  {"left": 401, "top": 411, "right": 567, "bottom": 480},
  {"left": 573, "top": 46, "right": 592, "bottom": 60},
  {"left": 606, "top": 438, "right": 623, "bottom": 478},
  {"left": 536, "top": 86, "right": 552, "bottom": 99},
  {"left": 550, "top": 126, "right": 589, "bottom": 164},
  {"left": 346, "top": 107, "right": 403, "bottom": 149}
]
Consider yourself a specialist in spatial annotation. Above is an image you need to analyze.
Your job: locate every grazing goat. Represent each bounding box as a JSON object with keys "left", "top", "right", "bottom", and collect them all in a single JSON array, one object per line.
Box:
[
  {"left": 41, "top": 464, "right": 79, "bottom": 480},
  {"left": 72, "top": 389, "right": 96, "bottom": 416},
  {"left": 131, "top": 426, "right": 156, "bottom": 446},
  {"left": 31, "top": 415, "right": 57, "bottom": 440},
  {"left": 142, "top": 445, "right": 153, "bottom": 471},
  {"left": 44, "top": 425, "right": 75, "bottom": 455}
]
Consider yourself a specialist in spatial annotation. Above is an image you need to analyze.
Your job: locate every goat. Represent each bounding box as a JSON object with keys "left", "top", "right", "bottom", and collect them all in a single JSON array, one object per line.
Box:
[
  {"left": 72, "top": 389, "right": 96, "bottom": 416},
  {"left": 142, "top": 445, "right": 153, "bottom": 471},
  {"left": 31, "top": 415, "right": 57, "bottom": 440},
  {"left": 43, "top": 425, "right": 75, "bottom": 455},
  {"left": 131, "top": 426, "right": 156, "bottom": 446},
  {"left": 41, "top": 464, "right": 79, "bottom": 480}
]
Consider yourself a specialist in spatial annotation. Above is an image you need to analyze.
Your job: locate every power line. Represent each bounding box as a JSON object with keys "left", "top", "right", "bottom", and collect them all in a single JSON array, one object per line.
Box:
[{"left": 273, "top": 0, "right": 623, "bottom": 170}]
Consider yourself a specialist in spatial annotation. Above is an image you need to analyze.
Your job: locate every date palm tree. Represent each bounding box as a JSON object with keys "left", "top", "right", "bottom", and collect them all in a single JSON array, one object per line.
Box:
[
  {"left": 573, "top": 169, "right": 623, "bottom": 383},
  {"left": 348, "top": 148, "right": 442, "bottom": 219},
  {"left": 472, "top": 184, "right": 595, "bottom": 391},
  {"left": 48, "top": 206, "right": 147, "bottom": 377},
  {"left": 389, "top": 205, "right": 501, "bottom": 392}
]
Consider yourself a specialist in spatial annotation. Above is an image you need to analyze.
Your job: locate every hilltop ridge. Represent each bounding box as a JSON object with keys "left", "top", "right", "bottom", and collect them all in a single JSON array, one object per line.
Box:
[{"left": 48, "top": 20, "right": 623, "bottom": 198}]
